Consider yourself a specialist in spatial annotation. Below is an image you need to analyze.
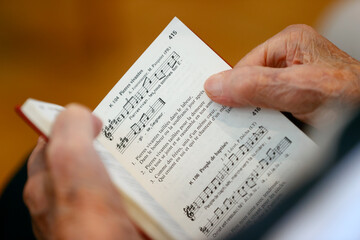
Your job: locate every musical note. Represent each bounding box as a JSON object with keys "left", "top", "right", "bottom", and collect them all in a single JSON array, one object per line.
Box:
[
  {"left": 117, "top": 98, "right": 165, "bottom": 153},
  {"left": 247, "top": 136, "right": 255, "bottom": 146},
  {"left": 252, "top": 132, "right": 259, "bottom": 141},
  {"left": 223, "top": 162, "right": 231, "bottom": 172},
  {"left": 184, "top": 125, "right": 269, "bottom": 221},
  {"left": 229, "top": 153, "right": 238, "bottom": 162},
  {"left": 214, "top": 208, "right": 224, "bottom": 219},
  {"left": 203, "top": 187, "right": 213, "bottom": 197},
  {"left": 250, "top": 136, "right": 293, "bottom": 185},
  {"left": 195, "top": 195, "right": 205, "bottom": 205},
  {"left": 266, "top": 149, "right": 277, "bottom": 161},
  {"left": 259, "top": 159, "right": 268, "bottom": 169},
  {"left": 123, "top": 99, "right": 135, "bottom": 114},
  {"left": 239, "top": 144, "right": 249, "bottom": 155},
  {"left": 199, "top": 192, "right": 208, "bottom": 203},
  {"left": 134, "top": 91, "right": 145, "bottom": 101},
  {"left": 154, "top": 70, "right": 166, "bottom": 80},
  {"left": 238, "top": 186, "right": 247, "bottom": 197},
  {"left": 211, "top": 178, "right": 221, "bottom": 189},
  {"left": 199, "top": 199, "right": 234, "bottom": 236},
  {"left": 244, "top": 141, "right": 253, "bottom": 150},
  {"left": 198, "top": 136, "right": 292, "bottom": 237},
  {"left": 102, "top": 52, "right": 180, "bottom": 141},
  {"left": 131, "top": 123, "right": 141, "bottom": 135},
  {"left": 223, "top": 198, "right": 233, "bottom": 210},
  {"left": 139, "top": 113, "right": 150, "bottom": 127},
  {"left": 142, "top": 77, "right": 152, "bottom": 92},
  {"left": 246, "top": 177, "right": 256, "bottom": 188},
  {"left": 259, "top": 126, "right": 266, "bottom": 134},
  {"left": 217, "top": 169, "right": 228, "bottom": 181},
  {"left": 167, "top": 55, "right": 178, "bottom": 69}
]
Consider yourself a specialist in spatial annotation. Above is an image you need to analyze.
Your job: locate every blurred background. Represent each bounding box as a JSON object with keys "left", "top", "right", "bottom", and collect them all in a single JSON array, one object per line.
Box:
[{"left": 1, "top": 0, "right": 359, "bottom": 192}]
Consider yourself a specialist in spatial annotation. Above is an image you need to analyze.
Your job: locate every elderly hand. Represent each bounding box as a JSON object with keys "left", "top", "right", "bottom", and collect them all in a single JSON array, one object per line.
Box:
[
  {"left": 204, "top": 24, "right": 360, "bottom": 126},
  {"left": 23, "top": 104, "right": 142, "bottom": 240}
]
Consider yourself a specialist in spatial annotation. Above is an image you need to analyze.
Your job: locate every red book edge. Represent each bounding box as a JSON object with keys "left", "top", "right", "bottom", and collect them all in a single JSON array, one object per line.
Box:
[{"left": 15, "top": 105, "right": 49, "bottom": 142}]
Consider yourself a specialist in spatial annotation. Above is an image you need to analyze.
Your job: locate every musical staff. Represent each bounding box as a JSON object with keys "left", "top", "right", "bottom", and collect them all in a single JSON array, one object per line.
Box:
[
  {"left": 102, "top": 51, "right": 180, "bottom": 140},
  {"left": 199, "top": 137, "right": 292, "bottom": 236},
  {"left": 116, "top": 98, "right": 165, "bottom": 154},
  {"left": 184, "top": 126, "right": 268, "bottom": 221}
]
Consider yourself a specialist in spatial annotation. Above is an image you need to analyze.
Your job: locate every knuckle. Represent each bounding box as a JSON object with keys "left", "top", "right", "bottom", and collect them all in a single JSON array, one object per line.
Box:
[
  {"left": 23, "top": 181, "right": 32, "bottom": 204},
  {"left": 284, "top": 24, "right": 317, "bottom": 39},
  {"left": 230, "top": 67, "right": 256, "bottom": 102},
  {"left": 285, "top": 24, "right": 313, "bottom": 32},
  {"left": 23, "top": 179, "right": 40, "bottom": 212}
]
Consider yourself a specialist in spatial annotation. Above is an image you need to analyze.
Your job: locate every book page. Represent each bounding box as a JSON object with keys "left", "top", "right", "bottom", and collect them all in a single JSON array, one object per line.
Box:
[{"left": 94, "top": 17, "right": 318, "bottom": 239}]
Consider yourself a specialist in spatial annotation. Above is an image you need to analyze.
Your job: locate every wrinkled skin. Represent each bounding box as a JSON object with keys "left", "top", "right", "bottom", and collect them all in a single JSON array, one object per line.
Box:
[
  {"left": 24, "top": 104, "right": 142, "bottom": 240},
  {"left": 24, "top": 25, "right": 360, "bottom": 239},
  {"left": 204, "top": 24, "right": 360, "bottom": 126}
]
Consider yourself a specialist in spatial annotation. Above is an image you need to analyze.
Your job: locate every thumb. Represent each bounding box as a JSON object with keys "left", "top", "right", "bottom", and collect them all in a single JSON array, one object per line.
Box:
[
  {"left": 204, "top": 65, "right": 324, "bottom": 116},
  {"left": 47, "top": 104, "right": 106, "bottom": 186}
]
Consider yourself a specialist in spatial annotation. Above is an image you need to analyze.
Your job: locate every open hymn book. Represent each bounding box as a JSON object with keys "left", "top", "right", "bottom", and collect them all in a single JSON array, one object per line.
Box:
[{"left": 17, "top": 17, "right": 317, "bottom": 239}]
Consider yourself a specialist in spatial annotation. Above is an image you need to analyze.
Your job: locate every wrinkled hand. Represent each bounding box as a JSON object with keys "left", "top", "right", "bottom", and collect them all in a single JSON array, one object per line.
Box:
[
  {"left": 205, "top": 24, "right": 360, "bottom": 126},
  {"left": 24, "top": 104, "right": 142, "bottom": 240}
]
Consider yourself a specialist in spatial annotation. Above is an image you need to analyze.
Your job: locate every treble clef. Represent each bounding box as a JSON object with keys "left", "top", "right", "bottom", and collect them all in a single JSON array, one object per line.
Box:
[
  {"left": 103, "top": 130, "right": 113, "bottom": 141},
  {"left": 183, "top": 204, "right": 196, "bottom": 221}
]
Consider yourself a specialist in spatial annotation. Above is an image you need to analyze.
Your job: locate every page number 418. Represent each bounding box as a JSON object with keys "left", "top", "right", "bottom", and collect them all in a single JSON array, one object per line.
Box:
[{"left": 169, "top": 30, "right": 177, "bottom": 40}]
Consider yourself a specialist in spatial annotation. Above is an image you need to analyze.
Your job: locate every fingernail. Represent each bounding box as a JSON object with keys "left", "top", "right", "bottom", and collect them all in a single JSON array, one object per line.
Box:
[{"left": 204, "top": 73, "right": 223, "bottom": 97}]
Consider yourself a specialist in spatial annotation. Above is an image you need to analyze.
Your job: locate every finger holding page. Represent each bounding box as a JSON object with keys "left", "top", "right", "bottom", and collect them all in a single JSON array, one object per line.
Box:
[
  {"left": 205, "top": 24, "right": 360, "bottom": 126},
  {"left": 47, "top": 104, "right": 112, "bottom": 189},
  {"left": 204, "top": 65, "right": 326, "bottom": 113}
]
